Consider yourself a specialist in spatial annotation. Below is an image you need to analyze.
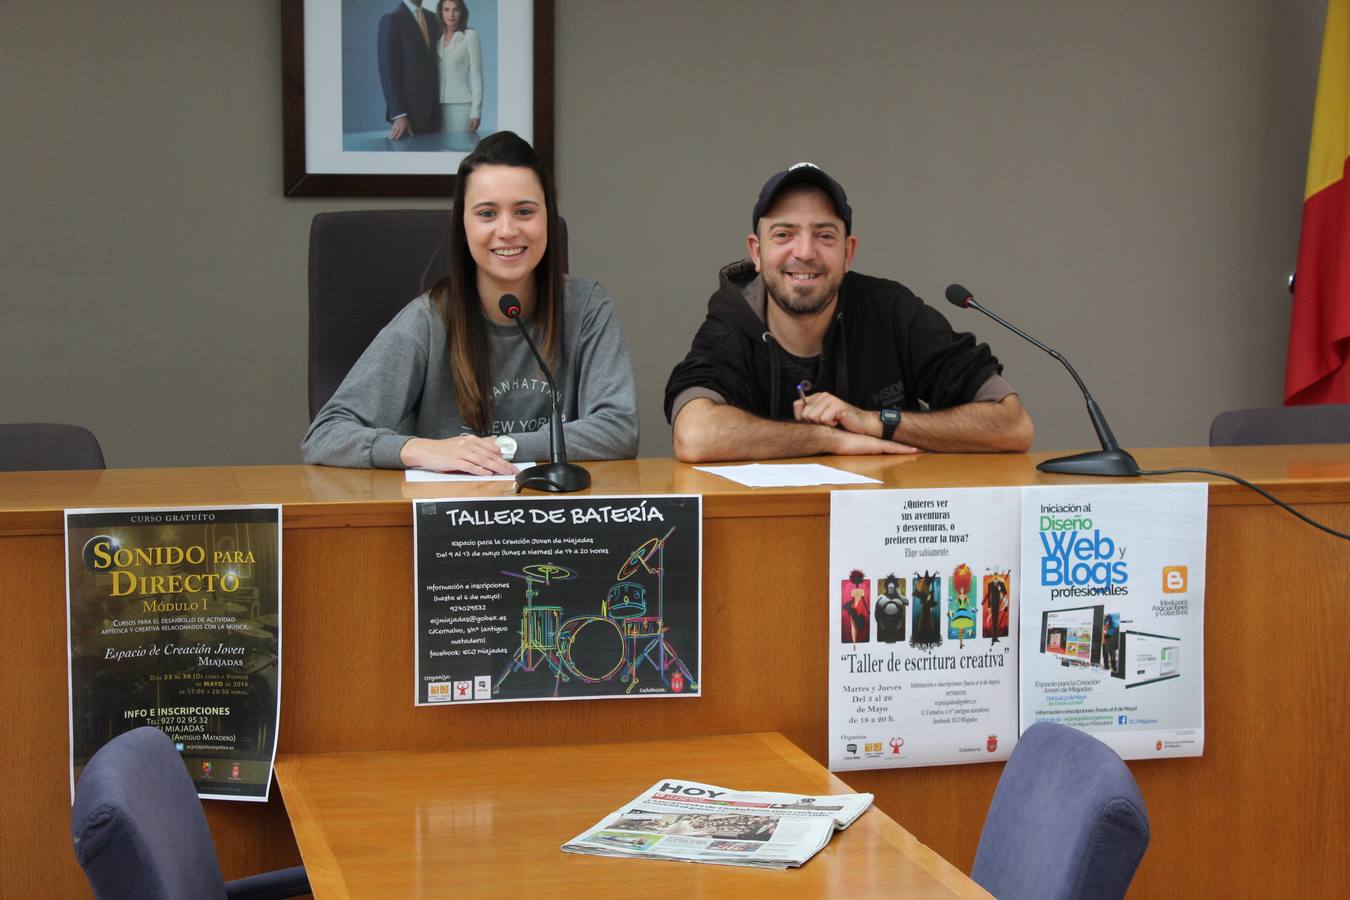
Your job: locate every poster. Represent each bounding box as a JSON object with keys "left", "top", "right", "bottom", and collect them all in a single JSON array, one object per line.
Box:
[
  {"left": 414, "top": 495, "right": 701, "bottom": 705},
  {"left": 828, "top": 488, "right": 1020, "bottom": 770},
  {"left": 65, "top": 506, "right": 283, "bottom": 801},
  {"left": 1019, "top": 483, "right": 1207, "bottom": 758}
]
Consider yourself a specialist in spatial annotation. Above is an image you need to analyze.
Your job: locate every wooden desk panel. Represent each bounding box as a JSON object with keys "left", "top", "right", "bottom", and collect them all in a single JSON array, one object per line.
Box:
[
  {"left": 3, "top": 447, "right": 1347, "bottom": 898},
  {"left": 274, "top": 733, "right": 987, "bottom": 899}
]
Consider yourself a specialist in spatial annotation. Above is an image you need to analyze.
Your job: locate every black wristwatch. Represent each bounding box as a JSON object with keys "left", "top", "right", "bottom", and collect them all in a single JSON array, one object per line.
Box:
[{"left": 880, "top": 408, "right": 901, "bottom": 442}]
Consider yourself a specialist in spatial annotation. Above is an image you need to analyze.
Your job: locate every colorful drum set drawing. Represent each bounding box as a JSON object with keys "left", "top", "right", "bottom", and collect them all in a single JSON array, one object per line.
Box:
[{"left": 495, "top": 527, "right": 697, "bottom": 696}]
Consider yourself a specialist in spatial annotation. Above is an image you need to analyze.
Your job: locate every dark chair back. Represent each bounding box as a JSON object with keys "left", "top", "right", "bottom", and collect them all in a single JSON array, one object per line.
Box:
[
  {"left": 71, "top": 727, "right": 228, "bottom": 900},
  {"left": 71, "top": 726, "right": 309, "bottom": 900},
  {"left": 1209, "top": 403, "right": 1350, "bottom": 445},
  {"left": 308, "top": 209, "right": 569, "bottom": 419},
  {"left": 972, "top": 721, "right": 1150, "bottom": 900},
  {"left": 0, "top": 422, "right": 105, "bottom": 471}
]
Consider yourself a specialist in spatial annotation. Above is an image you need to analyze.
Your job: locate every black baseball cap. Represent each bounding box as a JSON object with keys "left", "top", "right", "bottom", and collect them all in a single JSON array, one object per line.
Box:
[{"left": 751, "top": 162, "right": 853, "bottom": 235}]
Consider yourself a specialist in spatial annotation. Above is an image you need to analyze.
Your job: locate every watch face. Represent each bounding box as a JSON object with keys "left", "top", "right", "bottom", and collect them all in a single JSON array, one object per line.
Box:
[
  {"left": 881, "top": 409, "right": 901, "bottom": 425},
  {"left": 494, "top": 435, "right": 517, "bottom": 460}
]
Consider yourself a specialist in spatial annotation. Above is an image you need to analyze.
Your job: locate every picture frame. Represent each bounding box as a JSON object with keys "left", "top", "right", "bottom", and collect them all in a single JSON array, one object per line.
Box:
[{"left": 282, "top": 0, "right": 554, "bottom": 197}]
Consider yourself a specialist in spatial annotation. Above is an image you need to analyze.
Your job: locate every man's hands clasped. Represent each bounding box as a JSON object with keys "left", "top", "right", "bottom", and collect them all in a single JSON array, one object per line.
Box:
[{"left": 793, "top": 391, "right": 919, "bottom": 456}]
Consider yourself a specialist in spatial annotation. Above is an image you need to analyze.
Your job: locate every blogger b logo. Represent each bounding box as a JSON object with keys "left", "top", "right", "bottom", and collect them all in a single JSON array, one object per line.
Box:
[{"left": 1162, "top": 566, "right": 1188, "bottom": 593}]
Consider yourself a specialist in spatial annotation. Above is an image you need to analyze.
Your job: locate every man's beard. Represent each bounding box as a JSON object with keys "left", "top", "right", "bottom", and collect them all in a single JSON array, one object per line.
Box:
[{"left": 764, "top": 270, "right": 842, "bottom": 317}]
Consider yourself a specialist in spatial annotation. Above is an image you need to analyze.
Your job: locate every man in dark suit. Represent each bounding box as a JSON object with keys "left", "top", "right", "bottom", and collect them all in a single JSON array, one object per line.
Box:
[{"left": 377, "top": 1, "right": 441, "bottom": 140}]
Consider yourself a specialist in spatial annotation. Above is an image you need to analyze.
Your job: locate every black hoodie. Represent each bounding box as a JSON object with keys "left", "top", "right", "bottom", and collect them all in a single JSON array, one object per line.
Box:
[{"left": 665, "top": 260, "right": 1004, "bottom": 424}]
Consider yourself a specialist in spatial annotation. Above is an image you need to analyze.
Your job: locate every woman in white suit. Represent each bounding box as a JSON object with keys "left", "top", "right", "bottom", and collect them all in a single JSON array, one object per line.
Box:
[{"left": 437, "top": 0, "right": 483, "bottom": 133}]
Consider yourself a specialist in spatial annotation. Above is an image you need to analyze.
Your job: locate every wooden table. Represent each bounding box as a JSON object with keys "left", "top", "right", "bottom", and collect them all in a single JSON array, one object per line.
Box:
[
  {"left": 4, "top": 446, "right": 1348, "bottom": 898},
  {"left": 274, "top": 732, "right": 987, "bottom": 898}
]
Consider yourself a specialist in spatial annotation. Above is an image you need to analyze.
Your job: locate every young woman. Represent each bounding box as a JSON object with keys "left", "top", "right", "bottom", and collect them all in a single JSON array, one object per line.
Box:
[
  {"left": 302, "top": 132, "right": 638, "bottom": 473},
  {"left": 436, "top": 0, "right": 482, "bottom": 133}
]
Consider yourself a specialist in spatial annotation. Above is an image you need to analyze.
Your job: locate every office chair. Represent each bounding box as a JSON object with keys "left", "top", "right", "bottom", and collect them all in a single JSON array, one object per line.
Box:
[
  {"left": 308, "top": 209, "right": 569, "bottom": 419},
  {"left": 971, "top": 721, "right": 1150, "bottom": 900},
  {"left": 1209, "top": 403, "right": 1350, "bottom": 445},
  {"left": 0, "top": 422, "right": 105, "bottom": 471},
  {"left": 71, "top": 726, "right": 309, "bottom": 900}
]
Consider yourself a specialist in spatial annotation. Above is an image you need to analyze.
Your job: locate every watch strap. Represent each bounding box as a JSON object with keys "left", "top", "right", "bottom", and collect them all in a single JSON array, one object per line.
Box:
[{"left": 880, "top": 408, "right": 901, "bottom": 442}]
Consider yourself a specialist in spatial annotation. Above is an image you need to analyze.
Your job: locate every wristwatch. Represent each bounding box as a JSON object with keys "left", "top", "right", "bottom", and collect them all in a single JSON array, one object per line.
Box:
[
  {"left": 494, "top": 435, "right": 518, "bottom": 461},
  {"left": 879, "top": 408, "right": 901, "bottom": 442}
]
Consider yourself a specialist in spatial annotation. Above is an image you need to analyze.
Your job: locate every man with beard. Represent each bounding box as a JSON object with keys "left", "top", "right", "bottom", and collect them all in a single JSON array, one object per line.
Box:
[{"left": 664, "top": 163, "right": 1033, "bottom": 461}]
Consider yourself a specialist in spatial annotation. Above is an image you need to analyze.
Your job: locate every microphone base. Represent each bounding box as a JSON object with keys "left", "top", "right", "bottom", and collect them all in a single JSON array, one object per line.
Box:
[
  {"left": 1037, "top": 448, "right": 1141, "bottom": 478},
  {"left": 514, "top": 461, "right": 591, "bottom": 493}
]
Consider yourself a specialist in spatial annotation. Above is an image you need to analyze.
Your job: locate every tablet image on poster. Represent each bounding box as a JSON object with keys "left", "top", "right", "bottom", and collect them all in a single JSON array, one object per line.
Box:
[
  {"left": 829, "top": 488, "right": 1020, "bottom": 770},
  {"left": 1019, "top": 483, "right": 1206, "bottom": 759},
  {"left": 65, "top": 506, "right": 283, "bottom": 801},
  {"left": 414, "top": 495, "right": 701, "bottom": 705}
]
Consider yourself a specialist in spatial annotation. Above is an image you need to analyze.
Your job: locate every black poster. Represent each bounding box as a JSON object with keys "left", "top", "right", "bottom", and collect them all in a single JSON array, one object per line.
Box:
[
  {"left": 414, "top": 495, "right": 701, "bottom": 704},
  {"left": 66, "top": 506, "right": 282, "bottom": 801}
]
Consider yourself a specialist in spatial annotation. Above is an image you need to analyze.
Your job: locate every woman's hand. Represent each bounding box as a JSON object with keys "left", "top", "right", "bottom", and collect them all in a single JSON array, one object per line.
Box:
[
  {"left": 467, "top": 117, "right": 481, "bottom": 132},
  {"left": 400, "top": 435, "right": 517, "bottom": 475}
]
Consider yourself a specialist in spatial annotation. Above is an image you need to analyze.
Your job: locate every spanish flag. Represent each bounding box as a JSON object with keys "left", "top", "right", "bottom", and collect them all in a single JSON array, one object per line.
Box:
[{"left": 1288, "top": 0, "right": 1350, "bottom": 404}]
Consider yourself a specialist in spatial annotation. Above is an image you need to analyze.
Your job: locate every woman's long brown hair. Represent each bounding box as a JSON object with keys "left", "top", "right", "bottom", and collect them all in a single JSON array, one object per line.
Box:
[{"left": 433, "top": 132, "right": 564, "bottom": 434}]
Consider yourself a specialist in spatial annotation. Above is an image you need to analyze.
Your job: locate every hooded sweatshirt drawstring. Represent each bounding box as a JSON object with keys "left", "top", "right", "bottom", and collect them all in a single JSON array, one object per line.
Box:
[
  {"left": 762, "top": 330, "right": 784, "bottom": 416},
  {"left": 765, "top": 309, "right": 848, "bottom": 421}
]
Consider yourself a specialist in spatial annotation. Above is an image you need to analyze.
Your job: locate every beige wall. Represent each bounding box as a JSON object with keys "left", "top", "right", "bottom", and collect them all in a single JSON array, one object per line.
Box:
[{"left": 0, "top": 1, "right": 1324, "bottom": 467}]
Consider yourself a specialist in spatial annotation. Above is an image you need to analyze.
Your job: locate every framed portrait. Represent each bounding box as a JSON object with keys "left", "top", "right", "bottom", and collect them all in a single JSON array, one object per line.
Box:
[{"left": 282, "top": 0, "right": 554, "bottom": 196}]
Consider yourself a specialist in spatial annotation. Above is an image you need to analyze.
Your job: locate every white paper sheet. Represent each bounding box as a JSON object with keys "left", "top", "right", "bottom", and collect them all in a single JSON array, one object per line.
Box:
[
  {"left": 405, "top": 464, "right": 537, "bottom": 483},
  {"left": 694, "top": 464, "right": 881, "bottom": 488}
]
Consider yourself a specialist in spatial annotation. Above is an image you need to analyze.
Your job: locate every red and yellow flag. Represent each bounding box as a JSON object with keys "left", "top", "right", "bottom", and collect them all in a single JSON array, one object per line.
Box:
[{"left": 1288, "top": 0, "right": 1350, "bottom": 404}]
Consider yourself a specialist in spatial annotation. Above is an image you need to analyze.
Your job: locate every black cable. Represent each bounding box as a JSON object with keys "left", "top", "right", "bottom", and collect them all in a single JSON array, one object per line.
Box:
[{"left": 1137, "top": 466, "right": 1350, "bottom": 541}]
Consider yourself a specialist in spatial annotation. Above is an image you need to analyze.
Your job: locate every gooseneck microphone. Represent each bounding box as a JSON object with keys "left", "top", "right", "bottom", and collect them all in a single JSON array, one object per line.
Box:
[
  {"left": 944, "top": 283, "right": 1140, "bottom": 477},
  {"left": 498, "top": 294, "right": 591, "bottom": 493}
]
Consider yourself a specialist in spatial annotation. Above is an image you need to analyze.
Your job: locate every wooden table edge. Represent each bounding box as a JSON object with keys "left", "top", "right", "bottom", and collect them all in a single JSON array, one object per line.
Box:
[
  {"left": 274, "top": 755, "right": 352, "bottom": 900},
  {"left": 274, "top": 734, "right": 988, "bottom": 899},
  {"left": 763, "top": 732, "right": 990, "bottom": 900}
]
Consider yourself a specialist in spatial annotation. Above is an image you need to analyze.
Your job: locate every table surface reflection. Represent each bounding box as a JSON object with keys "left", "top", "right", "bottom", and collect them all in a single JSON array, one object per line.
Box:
[{"left": 274, "top": 731, "right": 988, "bottom": 899}]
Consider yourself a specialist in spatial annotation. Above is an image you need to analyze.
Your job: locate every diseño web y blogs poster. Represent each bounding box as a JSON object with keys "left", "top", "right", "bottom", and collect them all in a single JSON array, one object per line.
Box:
[{"left": 1019, "top": 483, "right": 1206, "bottom": 759}]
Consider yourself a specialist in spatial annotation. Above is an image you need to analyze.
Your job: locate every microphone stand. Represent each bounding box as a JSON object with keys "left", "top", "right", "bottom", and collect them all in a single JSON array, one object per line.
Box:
[
  {"left": 502, "top": 299, "right": 591, "bottom": 493},
  {"left": 948, "top": 287, "right": 1140, "bottom": 477}
]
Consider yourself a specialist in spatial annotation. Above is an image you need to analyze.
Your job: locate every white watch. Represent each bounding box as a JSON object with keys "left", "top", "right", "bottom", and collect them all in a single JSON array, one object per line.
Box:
[{"left": 494, "top": 435, "right": 517, "bottom": 461}]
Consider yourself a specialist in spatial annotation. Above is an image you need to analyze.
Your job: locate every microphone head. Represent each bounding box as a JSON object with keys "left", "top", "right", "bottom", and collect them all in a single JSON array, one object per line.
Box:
[
  {"left": 944, "top": 284, "right": 974, "bottom": 309},
  {"left": 499, "top": 294, "right": 522, "bottom": 319}
]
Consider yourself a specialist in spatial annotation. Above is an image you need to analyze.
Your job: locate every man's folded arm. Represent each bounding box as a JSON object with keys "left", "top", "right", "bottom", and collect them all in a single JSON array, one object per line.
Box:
[
  {"left": 673, "top": 396, "right": 916, "bottom": 463},
  {"left": 890, "top": 393, "right": 1033, "bottom": 453},
  {"left": 793, "top": 379, "right": 1033, "bottom": 454}
]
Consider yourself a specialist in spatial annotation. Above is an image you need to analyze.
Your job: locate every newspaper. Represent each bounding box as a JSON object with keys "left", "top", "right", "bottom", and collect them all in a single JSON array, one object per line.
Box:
[{"left": 562, "top": 779, "right": 873, "bottom": 869}]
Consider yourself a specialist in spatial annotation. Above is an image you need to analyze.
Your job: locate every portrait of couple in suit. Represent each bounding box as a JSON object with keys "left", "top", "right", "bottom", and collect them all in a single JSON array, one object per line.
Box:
[{"left": 339, "top": 0, "right": 499, "bottom": 153}]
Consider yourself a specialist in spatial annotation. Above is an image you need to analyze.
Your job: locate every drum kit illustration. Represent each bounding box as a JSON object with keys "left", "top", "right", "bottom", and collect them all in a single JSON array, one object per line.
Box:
[{"left": 494, "top": 527, "right": 697, "bottom": 696}]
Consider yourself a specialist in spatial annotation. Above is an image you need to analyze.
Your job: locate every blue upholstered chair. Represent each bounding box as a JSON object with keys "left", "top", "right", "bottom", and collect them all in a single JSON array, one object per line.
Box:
[
  {"left": 1209, "top": 403, "right": 1350, "bottom": 445},
  {"left": 0, "top": 422, "right": 105, "bottom": 470},
  {"left": 971, "top": 721, "right": 1150, "bottom": 900},
  {"left": 71, "top": 726, "right": 309, "bottom": 900}
]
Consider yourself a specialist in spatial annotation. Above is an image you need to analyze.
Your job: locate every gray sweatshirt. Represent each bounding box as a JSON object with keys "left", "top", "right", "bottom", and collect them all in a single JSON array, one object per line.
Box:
[{"left": 302, "top": 277, "right": 638, "bottom": 468}]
